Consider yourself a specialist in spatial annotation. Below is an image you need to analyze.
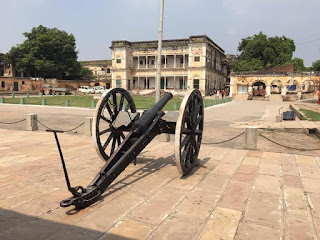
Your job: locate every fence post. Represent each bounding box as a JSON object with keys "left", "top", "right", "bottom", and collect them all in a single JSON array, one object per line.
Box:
[
  {"left": 245, "top": 126, "right": 257, "bottom": 150},
  {"left": 26, "top": 113, "right": 38, "bottom": 131},
  {"left": 174, "top": 102, "right": 178, "bottom": 111},
  {"left": 0, "top": 97, "right": 4, "bottom": 103},
  {"left": 66, "top": 99, "right": 70, "bottom": 107},
  {"left": 91, "top": 100, "right": 96, "bottom": 109},
  {"left": 26, "top": 93, "right": 30, "bottom": 98},
  {"left": 11, "top": 93, "right": 15, "bottom": 98},
  {"left": 84, "top": 117, "right": 93, "bottom": 136},
  {"left": 20, "top": 98, "right": 25, "bottom": 104},
  {"left": 42, "top": 98, "right": 46, "bottom": 105}
]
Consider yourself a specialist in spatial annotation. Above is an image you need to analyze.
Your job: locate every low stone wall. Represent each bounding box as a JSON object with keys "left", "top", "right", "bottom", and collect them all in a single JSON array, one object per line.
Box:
[{"left": 0, "top": 77, "right": 111, "bottom": 92}]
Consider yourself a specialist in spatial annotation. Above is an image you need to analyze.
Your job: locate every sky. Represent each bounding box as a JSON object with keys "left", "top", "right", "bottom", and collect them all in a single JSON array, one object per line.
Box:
[{"left": 1, "top": 0, "right": 319, "bottom": 66}]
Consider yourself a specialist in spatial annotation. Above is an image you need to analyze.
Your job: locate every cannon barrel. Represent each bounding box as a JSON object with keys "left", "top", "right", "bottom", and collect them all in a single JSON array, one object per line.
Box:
[{"left": 132, "top": 92, "right": 173, "bottom": 135}]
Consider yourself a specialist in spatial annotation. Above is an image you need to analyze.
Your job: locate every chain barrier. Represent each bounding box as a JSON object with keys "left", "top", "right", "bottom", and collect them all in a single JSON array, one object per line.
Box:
[
  {"left": 258, "top": 131, "right": 320, "bottom": 151},
  {"left": 202, "top": 130, "right": 245, "bottom": 145},
  {"left": 0, "top": 119, "right": 26, "bottom": 124},
  {"left": 37, "top": 120, "right": 85, "bottom": 133}
]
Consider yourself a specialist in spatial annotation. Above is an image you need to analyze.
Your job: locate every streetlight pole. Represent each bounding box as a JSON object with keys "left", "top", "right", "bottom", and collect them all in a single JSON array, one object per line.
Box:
[{"left": 155, "top": 0, "right": 164, "bottom": 103}]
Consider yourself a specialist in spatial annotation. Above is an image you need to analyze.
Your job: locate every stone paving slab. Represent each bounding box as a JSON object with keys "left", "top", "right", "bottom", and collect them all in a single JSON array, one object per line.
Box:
[{"left": 0, "top": 129, "right": 320, "bottom": 239}]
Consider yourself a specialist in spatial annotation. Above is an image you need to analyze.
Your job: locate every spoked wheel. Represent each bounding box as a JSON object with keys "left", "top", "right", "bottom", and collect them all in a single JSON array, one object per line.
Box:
[
  {"left": 175, "top": 89, "right": 204, "bottom": 175},
  {"left": 93, "top": 88, "right": 137, "bottom": 163}
]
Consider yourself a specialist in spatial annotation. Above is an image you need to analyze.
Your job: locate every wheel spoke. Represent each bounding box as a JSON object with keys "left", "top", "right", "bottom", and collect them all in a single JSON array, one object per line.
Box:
[
  {"left": 195, "top": 129, "right": 202, "bottom": 135},
  {"left": 116, "top": 134, "right": 121, "bottom": 146},
  {"left": 99, "top": 128, "right": 111, "bottom": 136},
  {"left": 184, "top": 109, "right": 192, "bottom": 129},
  {"left": 125, "top": 102, "right": 131, "bottom": 112},
  {"left": 105, "top": 102, "right": 113, "bottom": 117},
  {"left": 119, "top": 94, "right": 125, "bottom": 111},
  {"left": 182, "top": 128, "right": 192, "bottom": 134},
  {"left": 112, "top": 93, "right": 118, "bottom": 113},
  {"left": 102, "top": 133, "right": 113, "bottom": 150},
  {"left": 194, "top": 115, "right": 203, "bottom": 128},
  {"left": 181, "top": 134, "right": 191, "bottom": 147},
  {"left": 181, "top": 142, "right": 191, "bottom": 165},
  {"left": 120, "top": 132, "right": 125, "bottom": 139},
  {"left": 110, "top": 136, "right": 116, "bottom": 156},
  {"left": 100, "top": 115, "right": 111, "bottom": 124}
]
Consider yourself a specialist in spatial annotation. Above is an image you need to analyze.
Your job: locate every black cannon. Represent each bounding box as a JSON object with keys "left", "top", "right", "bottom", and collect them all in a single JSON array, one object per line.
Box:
[{"left": 49, "top": 88, "right": 204, "bottom": 209}]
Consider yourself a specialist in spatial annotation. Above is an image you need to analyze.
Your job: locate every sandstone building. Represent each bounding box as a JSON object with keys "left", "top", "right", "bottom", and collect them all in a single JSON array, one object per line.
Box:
[
  {"left": 110, "top": 35, "right": 227, "bottom": 96},
  {"left": 80, "top": 60, "right": 112, "bottom": 88},
  {"left": 230, "top": 72, "right": 319, "bottom": 100}
]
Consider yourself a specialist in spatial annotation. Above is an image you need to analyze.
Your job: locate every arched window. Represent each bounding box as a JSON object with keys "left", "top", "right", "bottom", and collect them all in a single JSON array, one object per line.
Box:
[
  {"left": 107, "top": 68, "right": 110, "bottom": 73},
  {"left": 287, "top": 79, "right": 298, "bottom": 92},
  {"left": 302, "top": 79, "right": 315, "bottom": 92}
]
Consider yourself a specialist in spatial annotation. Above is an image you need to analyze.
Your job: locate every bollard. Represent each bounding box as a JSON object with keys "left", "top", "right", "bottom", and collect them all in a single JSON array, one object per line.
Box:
[
  {"left": 42, "top": 98, "right": 46, "bottom": 105},
  {"left": 63, "top": 92, "right": 66, "bottom": 96},
  {"left": 40, "top": 93, "right": 43, "bottom": 98},
  {"left": 26, "top": 113, "right": 38, "bottom": 131},
  {"left": 74, "top": 92, "right": 77, "bottom": 96},
  {"left": 91, "top": 100, "right": 96, "bottom": 109},
  {"left": 245, "top": 126, "right": 257, "bottom": 150},
  {"left": 20, "top": 98, "right": 25, "bottom": 104},
  {"left": 27, "top": 93, "right": 30, "bottom": 98},
  {"left": 84, "top": 117, "right": 93, "bottom": 136},
  {"left": 66, "top": 99, "right": 70, "bottom": 107},
  {"left": 52, "top": 92, "right": 55, "bottom": 96},
  {"left": 174, "top": 102, "right": 178, "bottom": 111},
  {"left": 0, "top": 97, "right": 4, "bottom": 103},
  {"left": 11, "top": 93, "right": 15, "bottom": 98}
]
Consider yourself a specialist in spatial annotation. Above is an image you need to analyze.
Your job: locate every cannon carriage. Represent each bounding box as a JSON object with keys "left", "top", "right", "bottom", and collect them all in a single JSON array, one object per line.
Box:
[{"left": 49, "top": 88, "right": 204, "bottom": 209}]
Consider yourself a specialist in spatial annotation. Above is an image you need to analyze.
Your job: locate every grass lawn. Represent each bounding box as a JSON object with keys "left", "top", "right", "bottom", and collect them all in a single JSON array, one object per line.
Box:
[
  {"left": 1, "top": 95, "right": 231, "bottom": 110},
  {"left": 300, "top": 108, "right": 320, "bottom": 121}
]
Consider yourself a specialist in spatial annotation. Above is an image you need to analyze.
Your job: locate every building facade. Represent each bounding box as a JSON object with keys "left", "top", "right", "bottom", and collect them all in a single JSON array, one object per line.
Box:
[
  {"left": 81, "top": 60, "right": 112, "bottom": 89},
  {"left": 110, "top": 35, "right": 227, "bottom": 96},
  {"left": 230, "top": 72, "right": 319, "bottom": 100}
]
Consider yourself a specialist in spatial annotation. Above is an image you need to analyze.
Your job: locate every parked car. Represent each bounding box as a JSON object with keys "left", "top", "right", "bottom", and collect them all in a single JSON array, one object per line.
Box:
[
  {"left": 78, "top": 86, "right": 95, "bottom": 94},
  {"left": 93, "top": 86, "right": 106, "bottom": 94},
  {"left": 40, "top": 85, "right": 72, "bottom": 95}
]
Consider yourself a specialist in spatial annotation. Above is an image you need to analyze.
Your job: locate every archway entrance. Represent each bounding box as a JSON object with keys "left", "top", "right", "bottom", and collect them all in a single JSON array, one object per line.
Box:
[
  {"left": 271, "top": 80, "right": 282, "bottom": 94},
  {"left": 252, "top": 81, "right": 266, "bottom": 96}
]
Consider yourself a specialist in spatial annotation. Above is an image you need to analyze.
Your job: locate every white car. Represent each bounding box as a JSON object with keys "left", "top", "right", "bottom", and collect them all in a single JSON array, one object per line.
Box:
[
  {"left": 93, "top": 86, "right": 106, "bottom": 94},
  {"left": 78, "top": 86, "right": 95, "bottom": 94}
]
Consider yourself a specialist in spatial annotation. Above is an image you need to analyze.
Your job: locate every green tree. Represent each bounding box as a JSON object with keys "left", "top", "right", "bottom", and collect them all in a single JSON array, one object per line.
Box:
[
  {"left": 312, "top": 60, "right": 320, "bottom": 71},
  {"left": 5, "top": 25, "right": 90, "bottom": 79},
  {"left": 290, "top": 57, "right": 306, "bottom": 72},
  {"left": 235, "top": 32, "right": 296, "bottom": 71}
]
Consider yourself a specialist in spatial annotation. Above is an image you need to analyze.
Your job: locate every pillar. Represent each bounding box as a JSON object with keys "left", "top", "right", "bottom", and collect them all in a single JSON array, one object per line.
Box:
[
  {"left": 26, "top": 113, "right": 38, "bottom": 131},
  {"left": 164, "top": 55, "right": 167, "bottom": 68},
  {"left": 174, "top": 76, "right": 176, "bottom": 90},
  {"left": 281, "top": 85, "right": 286, "bottom": 95},
  {"left": 146, "top": 56, "right": 148, "bottom": 69},
  {"left": 266, "top": 85, "right": 271, "bottom": 95},
  {"left": 245, "top": 126, "right": 257, "bottom": 150},
  {"left": 174, "top": 55, "right": 176, "bottom": 68},
  {"left": 138, "top": 56, "right": 140, "bottom": 69},
  {"left": 84, "top": 117, "right": 93, "bottom": 136}
]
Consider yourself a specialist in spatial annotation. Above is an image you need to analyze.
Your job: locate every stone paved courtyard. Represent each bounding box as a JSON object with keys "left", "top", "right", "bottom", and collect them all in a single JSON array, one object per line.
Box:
[{"left": 1, "top": 128, "right": 320, "bottom": 239}]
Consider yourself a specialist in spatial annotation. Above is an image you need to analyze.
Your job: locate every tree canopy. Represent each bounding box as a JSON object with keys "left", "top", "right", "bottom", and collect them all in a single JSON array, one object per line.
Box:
[
  {"left": 312, "top": 60, "right": 320, "bottom": 71},
  {"left": 5, "top": 25, "right": 93, "bottom": 79},
  {"left": 235, "top": 32, "right": 296, "bottom": 72}
]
